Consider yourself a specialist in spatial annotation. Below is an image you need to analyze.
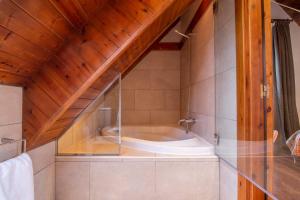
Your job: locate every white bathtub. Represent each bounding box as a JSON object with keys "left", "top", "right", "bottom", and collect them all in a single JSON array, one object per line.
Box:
[{"left": 102, "top": 126, "right": 215, "bottom": 156}]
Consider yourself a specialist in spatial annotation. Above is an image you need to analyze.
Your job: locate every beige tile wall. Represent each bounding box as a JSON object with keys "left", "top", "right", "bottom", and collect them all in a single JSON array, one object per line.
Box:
[
  {"left": 56, "top": 158, "right": 219, "bottom": 200},
  {"left": 180, "top": 2, "right": 238, "bottom": 199},
  {"left": 0, "top": 85, "right": 55, "bottom": 200},
  {"left": 219, "top": 160, "right": 237, "bottom": 200},
  {"left": 28, "top": 142, "right": 56, "bottom": 200},
  {"left": 56, "top": 162, "right": 90, "bottom": 200},
  {"left": 180, "top": 4, "right": 216, "bottom": 144},
  {"left": 0, "top": 85, "right": 23, "bottom": 162},
  {"left": 122, "top": 51, "right": 181, "bottom": 126}
]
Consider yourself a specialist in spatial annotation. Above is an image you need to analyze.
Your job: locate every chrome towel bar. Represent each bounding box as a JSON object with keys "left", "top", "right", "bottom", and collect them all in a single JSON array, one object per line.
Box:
[{"left": 0, "top": 137, "right": 26, "bottom": 153}]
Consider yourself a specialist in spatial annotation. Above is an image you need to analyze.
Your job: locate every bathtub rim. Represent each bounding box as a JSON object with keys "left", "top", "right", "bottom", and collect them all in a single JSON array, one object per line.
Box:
[{"left": 55, "top": 154, "right": 219, "bottom": 162}]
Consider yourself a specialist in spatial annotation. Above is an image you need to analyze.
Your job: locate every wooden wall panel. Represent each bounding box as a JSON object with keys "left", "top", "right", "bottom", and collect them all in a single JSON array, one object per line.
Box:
[
  {"left": 0, "top": 0, "right": 73, "bottom": 86},
  {"left": 92, "top": 6, "right": 140, "bottom": 46},
  {"left": 80, "top": 88, "right": 101, "bottom": 100},
  {"left": 71, "top": 98, "right": 94, "bottom": 109},
  {"left": 108, "top": 0, "right": 155, "bottom": 24},
  {"left": 23, "top": 97, "right": 49, "bottom": 133},
  {"left": 48, "top": 0, "right": 108, "bottom": 31},
  {"left": 0, "top": 26, "right": 49, "bottom": 63},
  {"left": 0, "top": 0, "right": 63, "bottom": 52},
  {"left": 23, "top": 0, "right": 195, "bottom": 149},
  {"left": 0, "top": 0, "right": 108, "bottom": 86},
  {"left": 33, "top": 69, "right": 72, "bottom": 105},
  {"left": 50, "top": 118, "right": 75, "bottom": 130},
  {"left": 0, "top": 51, "right": 38, "bottom": 76},
  {"left": 264, "top": 0, "right": 275, "bottom": 198},
  {"left": 81, "top": 25, "right": 118, "bottom": 58},
  {"left": 24, "top": 82, "right": 60, "bottom": 118},
  {"left": 0, "top": 71, "right": 27, "bottom": 85},
  {"left": 236, "top": 0, "right": 267, "bottom": 199},
  {"left": 48, "top": 0, "right": 88, "bottom": 30},
  {"left": 77, "top": 0, "right": 108, "bottom": 15},
  {"left": 60, "top": 109, "right": 83, "bottom": 120},
  {"left": 11, "top": 0, "right": 73, "bottom": 38}
]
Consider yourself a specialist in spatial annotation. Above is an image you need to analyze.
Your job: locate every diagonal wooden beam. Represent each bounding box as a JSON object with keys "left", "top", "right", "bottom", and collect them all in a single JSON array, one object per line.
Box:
[
  {"left": 176, "top": 0, "right": 213, "bottom": 48},
  {"left": 185, "top": 0, "right": 213, "bottom": 34},
  {"left": 152, "top": 42, "right": 182, "bottom": 50}
]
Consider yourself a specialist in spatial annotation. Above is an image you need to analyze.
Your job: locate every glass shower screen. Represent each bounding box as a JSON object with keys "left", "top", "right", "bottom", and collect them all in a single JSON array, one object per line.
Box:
[{"left": 57, "top": 74, "right": 121, "bottom": 156}]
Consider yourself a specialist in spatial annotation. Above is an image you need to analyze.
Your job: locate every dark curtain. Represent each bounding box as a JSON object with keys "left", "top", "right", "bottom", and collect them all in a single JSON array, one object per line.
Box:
[{"left": 273, "top": 20, "right": 300, "bottom": 141}]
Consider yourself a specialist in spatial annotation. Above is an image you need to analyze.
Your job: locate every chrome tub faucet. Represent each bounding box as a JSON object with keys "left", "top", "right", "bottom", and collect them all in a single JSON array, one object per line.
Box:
[{"left": 178, "top": 118, "right": 196, "bottom": 134}]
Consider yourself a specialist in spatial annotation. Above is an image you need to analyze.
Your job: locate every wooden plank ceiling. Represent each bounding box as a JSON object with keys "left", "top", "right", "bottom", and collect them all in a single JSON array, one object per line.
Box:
[
  {"left": 0, "top": 0, "right": 196, "bottom": 149},
  {"left": 0, "top": 0, "right": 108, "bottom": 85}
]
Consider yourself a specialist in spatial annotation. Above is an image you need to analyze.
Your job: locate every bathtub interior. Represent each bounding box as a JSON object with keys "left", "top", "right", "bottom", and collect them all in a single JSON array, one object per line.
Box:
[
  {"left": 99, "top": 125, "right": 215, "bottom": 156},
  {"left": 102, "top": 126, "right": 195, "bottom": 141},
  {"left": 57, "top": 124, "right": 215, "bottom": 156}
]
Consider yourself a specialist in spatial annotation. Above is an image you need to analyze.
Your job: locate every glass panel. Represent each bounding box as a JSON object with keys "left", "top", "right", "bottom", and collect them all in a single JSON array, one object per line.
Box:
[
  {"left": 215, "top": 0, "right": 300, "bottom": 199},
  {"left": 264, "top": 2, "right": 300, "bottom": 200},
  {"left": 214, "top": 0, "right": 270, "bottom": 198},
  {"left": 214, "top": 0, "right": 237, "bottom": 167},
  {"left": 57, "top": 74, "right": 121, "bottom": 155}
]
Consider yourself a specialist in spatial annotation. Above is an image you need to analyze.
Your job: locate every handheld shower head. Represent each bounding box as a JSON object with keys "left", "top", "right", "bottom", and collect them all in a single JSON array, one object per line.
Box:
[{"left": 174, "top": 30, "right": 190, "bottom": 39}]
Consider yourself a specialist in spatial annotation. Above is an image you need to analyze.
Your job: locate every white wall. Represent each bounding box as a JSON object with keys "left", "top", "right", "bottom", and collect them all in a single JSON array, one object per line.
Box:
[
  {"left": 0, "top": 85, "right": 55, "bottom": 200},
  {"left": 272, "top": 4, "right": 300, "bottom": 121}
]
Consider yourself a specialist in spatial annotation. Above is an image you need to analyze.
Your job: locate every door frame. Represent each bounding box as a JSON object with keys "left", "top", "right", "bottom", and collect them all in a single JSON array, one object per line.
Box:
[{"left": 236, "top": 0, "right": 274, "bottom": 199}]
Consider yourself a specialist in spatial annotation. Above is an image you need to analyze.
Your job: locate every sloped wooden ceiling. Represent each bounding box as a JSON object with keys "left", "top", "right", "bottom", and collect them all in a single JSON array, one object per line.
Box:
[
  {"left": 4, "top": 0, "right": 195, "bottom": 149},
  {"left": 277, "top": 0, "right": 300, "bottom": 25},
  {"left": 0, "top": 0, "right": 108, "bottom": 85}
]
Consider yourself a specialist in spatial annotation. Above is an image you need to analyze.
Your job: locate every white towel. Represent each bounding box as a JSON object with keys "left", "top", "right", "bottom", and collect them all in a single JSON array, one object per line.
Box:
[{"left": 0, "top": 153, "right": 34, "bottom": 200}]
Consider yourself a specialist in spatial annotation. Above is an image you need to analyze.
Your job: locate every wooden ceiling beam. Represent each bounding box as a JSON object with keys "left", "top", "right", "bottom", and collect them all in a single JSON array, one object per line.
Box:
[
  {"left": 177, "top": 0, "right": 213, "bottom": 47},
  {"left": 150, "top": 17, "right": 183, "bottom": 51},
  {"left": 276, "top": 0, "right": 300, "bottom": 26},
  {"left": 185, "top": 0, "right": 213, "bottom": 34},
  {"left": 152, "top": 42, "right": 182, "bottom": 50}
]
